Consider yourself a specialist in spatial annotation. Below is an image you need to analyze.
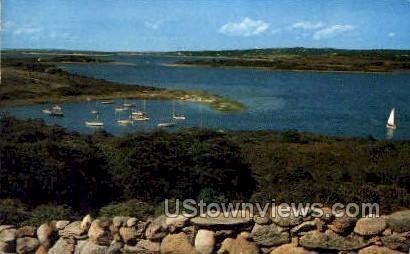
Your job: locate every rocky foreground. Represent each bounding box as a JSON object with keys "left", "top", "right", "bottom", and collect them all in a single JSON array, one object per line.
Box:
[{"left": 0, "top": 209, "right": 409, "bottom": 254}]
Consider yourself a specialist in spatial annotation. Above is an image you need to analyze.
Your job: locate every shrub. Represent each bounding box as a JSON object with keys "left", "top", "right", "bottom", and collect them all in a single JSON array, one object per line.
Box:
[
  {"left": 99, "top": 199, "right": 155, "bottom": 220},
  {"left": 23, "top": 204, "right": 77, "bottom": 226},
  {"left": 0, "top": 199, "right": 29, "bottom": 226}
]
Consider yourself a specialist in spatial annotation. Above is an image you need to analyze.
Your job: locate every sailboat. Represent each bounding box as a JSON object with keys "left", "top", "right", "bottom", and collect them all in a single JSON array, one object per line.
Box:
[
  {"left": 85, "top": 112, "right": 104, "bottom": 127},
  {"left": 386, "top": 108, "right": 397, "bottom": 130},
  {"left": 172, "top": 101, "right": 186, "bottom": 120},
  {"left": 116, "top": 110, "right": 132, "bottom": 125},
  {"left": 42, "top": 105, "right": 64, "bottom": 116},
  {"left": 131, "top": 100, "right": 149, "bottom": 121}
]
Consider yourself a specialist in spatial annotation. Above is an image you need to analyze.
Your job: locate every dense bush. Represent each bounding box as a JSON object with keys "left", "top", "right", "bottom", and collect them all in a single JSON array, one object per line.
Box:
[
  {"left": 23, "top": 204, "right": 77, "bottom": 226},
  {"left": 99, "top": 199, "right": 155, "bottom": 219},
  {"left": 0, "top": 199, "right": 29, "bottom": 225}
]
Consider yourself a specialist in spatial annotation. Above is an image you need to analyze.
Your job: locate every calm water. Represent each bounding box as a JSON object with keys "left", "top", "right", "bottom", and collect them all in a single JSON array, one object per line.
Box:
[{"left": 2, "top": 55, "right": 410, "bottom": 139}]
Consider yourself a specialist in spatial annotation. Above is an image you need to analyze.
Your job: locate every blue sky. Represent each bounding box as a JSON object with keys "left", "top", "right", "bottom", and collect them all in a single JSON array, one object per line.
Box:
[{"left": 2, "top": 0, "right": 410, "bottom": 51}]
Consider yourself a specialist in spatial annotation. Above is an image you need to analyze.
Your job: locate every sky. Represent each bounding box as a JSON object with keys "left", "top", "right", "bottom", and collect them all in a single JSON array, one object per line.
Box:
[{"left": 1, "top": 0, "right": 410, "bottom": 51}]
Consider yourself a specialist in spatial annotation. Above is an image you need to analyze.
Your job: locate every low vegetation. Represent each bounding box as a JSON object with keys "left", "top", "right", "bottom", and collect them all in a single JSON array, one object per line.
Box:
[
  {"left": 0, "top": 116, "right": 409, "bottom": 225},
  {"left": 0, "top": 56, "right": 245, "bottom": 112},
  {"left": 174, "top": 47, "right": 410, "bottom": 72}
]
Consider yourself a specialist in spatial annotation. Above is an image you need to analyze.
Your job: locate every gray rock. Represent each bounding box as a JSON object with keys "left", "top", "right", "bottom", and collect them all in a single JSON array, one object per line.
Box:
[
  {"left": 77, "top": 240, "right": 108, "bottom": 254},
  {"left": 165, "top": 215, "right": 189, "bottom": 232},
  {"left": 16, "top": 237, "right": 40, "bottom": 254},
  {"left": 328, "top": 216, "right": 357, "bottom": 235},
  {"left": 88, "top": 219, "right": 112, "bottom": 246},
  {"left": 195, "top": 229, "right": 215, "bottom": 254},
  {"left": 271, "top": 208, "right": 304, "bottom": 227},
  {"left": 145, "top": 216, "right": 167, "bottom": 241},
  {"left": 191, "top": 210, "right": 252, "bottom": 227},
  {"left": 112, "top": 216, "right": 129, "bottom": 229},
  {"left": 354, "top": 217, "right": 387, "bottom": 236},
  {"left": 16, "top": 226, "right": 36, "bottom": 238},
  {"left": 49, "top": 237, "right": 76, "bottom": 254},
  {"left": 251, "top": 223, "right": 289, "bottom": 247},
  {"left": 253, "top": 215, "right": 271, "bottom": 225},
  {"left": 80, "top": 215, "right": 93, "bottom": 232},
  {"left": 59, "top": 221, "right": 87, "bottom": 240},
  {"left": 290, "top": 221, "right": 317, "bottom": 236},
  {"left": 55, "top": 220, "right": 70, "bottom": 230},
  {"left": 381, "top": 232, "right": 410, "bottom": 252},
  {"left": 126, "top": 217, "right": 137, "bottom": 227},
  {"left": 107, "top": 242, "right": 123, "bottom": 254},
  {"left": 0, "top": 228, "right": 16, "bottom": 243},
  {"left": 299, "top": 230, "right": 369, "bottom": 251},
  {"left": 124, "top": 240, "right": 160, "bottom": 253},
  {"left": 357, "top": 245, "right": 404, "bottom": 254},
  {"left": 387, "top": 210, "right": 410, "bottom": 233}
]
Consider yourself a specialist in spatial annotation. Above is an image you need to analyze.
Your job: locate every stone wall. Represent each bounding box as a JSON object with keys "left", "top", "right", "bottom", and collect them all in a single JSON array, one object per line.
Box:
[{"left": 0, "top": 209, "right": 409, "bottom": 254}]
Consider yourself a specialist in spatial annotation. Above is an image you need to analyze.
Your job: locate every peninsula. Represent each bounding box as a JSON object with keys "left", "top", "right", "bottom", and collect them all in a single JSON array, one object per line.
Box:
[{"left": 0, "top": 54, "right": 245, "bottom": 112}]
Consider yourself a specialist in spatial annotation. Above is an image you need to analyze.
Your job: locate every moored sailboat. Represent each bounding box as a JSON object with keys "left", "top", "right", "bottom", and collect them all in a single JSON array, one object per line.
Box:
[
  {"left": 85, "top": 112, "right": 104, "bottom": 127},
  {"left": 386, "top": 108, "right": 397, "bottom": 130}
]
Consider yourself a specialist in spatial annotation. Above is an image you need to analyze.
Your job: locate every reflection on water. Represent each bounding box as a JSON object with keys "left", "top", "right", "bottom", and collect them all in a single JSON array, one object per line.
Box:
[{"left": 386, "top": 128, "right": 395, "bottom": 140}]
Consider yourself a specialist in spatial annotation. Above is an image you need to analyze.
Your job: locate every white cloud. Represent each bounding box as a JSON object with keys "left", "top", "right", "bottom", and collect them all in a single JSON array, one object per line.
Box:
[
  {"left": 292, "top": 21, "right": 324, "bottom": 30},
  {"left": 2, "top": 21, "right": 42, "bottom": 35},
  {"left": 219, "top": 17, "right": 270, "bottom": 36},
  {"left": 313, "top": 25, "right": 355, "bottom": 40},
  {"left": 13, "top": 26, "right": 42, "bottom": 35},
  {"left": 144, "top": 21, "right": 162, "bottom": 30},
  {"left": 388, "top": 32, "right": 396, "bottom": 37}
]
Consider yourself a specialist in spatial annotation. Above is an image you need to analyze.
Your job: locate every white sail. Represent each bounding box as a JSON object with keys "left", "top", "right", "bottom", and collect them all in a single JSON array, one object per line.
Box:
[{"left": 387, "top": 108, "right": 395, "bottom": 126}]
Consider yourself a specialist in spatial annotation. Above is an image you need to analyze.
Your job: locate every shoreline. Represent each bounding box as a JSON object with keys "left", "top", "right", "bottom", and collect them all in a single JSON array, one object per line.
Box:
[{"left": 167, "top": 62, "right": 410, "bottom": 74}]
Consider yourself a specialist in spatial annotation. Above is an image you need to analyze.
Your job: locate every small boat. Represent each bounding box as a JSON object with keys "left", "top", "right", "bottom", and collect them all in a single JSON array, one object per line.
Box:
[
  {"left": 117, "top": 119, "right": 132, "bottom": 125},
  {"left": 386, "top": 108, "right": 397, "bottom": 130},
  {"left": 157, "top": 122, "right": 176, "bottom": 128},
  {"left": 131, "top": 111, "right": 150, "bottom": 121},
  {"left": 115, "top": 107, "right": 128, "bottom": 112},
  {"left": 172, "top": 101, "right": 186, "bottom": 120},
  {"left": 123, "top": 103, "right": 136, "bottom": 108},
  {"left": 90, "top": 110, "right": 98, "bottom": 114},
  {"left": 85, "top": 112, "right": 104, "bottom": 127},
  {"left": 100, "top": 100, "right": 114, "bottom": 104},
  {"left": 173, "top": 114, "right": 186, "bottom": 120},
  {"left": 42, "top": 105, "right": 64, "bottom": 116}
]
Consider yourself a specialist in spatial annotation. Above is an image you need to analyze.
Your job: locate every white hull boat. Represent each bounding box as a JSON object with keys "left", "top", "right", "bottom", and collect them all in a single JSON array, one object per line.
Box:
[
  {"left": 386, "top": 108, "right": 397, "bottom": 130},
  {"left": 157, "top": 122, "right": 176, "bottom": 128}
]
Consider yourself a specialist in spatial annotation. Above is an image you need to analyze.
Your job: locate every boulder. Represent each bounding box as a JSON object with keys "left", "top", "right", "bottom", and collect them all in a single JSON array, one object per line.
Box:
[
  {"left": 146, "top": 216, "right": 167, "bottom": 241},
  {"left": 59, "top": 221, "right": 87, "bottom": 240},
  {"left": 354, "top": 217, "right": 387, "bottom": 236},
  {"left": 387, "top": 210, "right": 410, "bottom": 233},
  {"left": 270, "top": 243, "right": 317, "bottom": 254},
  {"left": 107, "top": 242, "right": 123, "bottom": 254},
  {"left": 16, "top": 237, "right": 40, "bottom": 254},
  {"left": 76, "top": 240, "right": 108, "bottom": 254},
  {"left": 299, "top": 230, "right": 369, "bottom": 251},
  {"left": 126, "top": 217, "right": 137, "bottom": 227},
  {"left": 16, "top": 226, "right": 36, "bottom": 238},
  {"left": 37, "top": 223, "right": 55, "bottom": 248},
  {"left": 48, "top": 238, "right": 76, "bottom": 254},
  {"left": 112, "top": 216, "right": 129, "bottom": 229},
  {"left": 251, "top": 223, "right": 289, "bottom": 247},
  {"left": 190, "top": 210, "right": 252, "bottom": 227},
  {"left": 357, "top": 245, "right": 404, "bottom": 254},
  {"left": 381, "top": 232, "right": 410, "bottom": 252},
  {"left": 328, "top": 216, "right": 357, "bottom": 235},
  {"left": 80, "top": 215, "right": 93, "bottom": 232},
  {"left": 160, "top": 232, "right": 198, "bottom": 254},
  {"left": 165, "top": 215, "right": 189, "bottom": 232},
  {"left": 119, "top": 227, "right": 138, "bottom": 245},
  {"left": 0, "top": 227, "right": 16, "bottom": 243},
  {"left": 272, "top": 213, "right": 303, "bottom": 227},
  {"left": 55, "top": 221, "right": 70, "bottom": 230},
  {"left": 217, "top": 234, "right": 258, "bottom": 254},
  {"left": 253, "top": 215, "right": 271, "bottom": 225},
  {"left": 290, "top": 221, "right": 317, "bottom": 236},
  {"left": 194, "top": 229, "right": 215, "bottom": 254},
  {"left": 124, "top": 240, "right": 160, "bottom": 253},
  {"left": 88, "top": 219, "right": 112, "bottom": 246},
  {"left": 0, "top": 228, "right": 16, "bottom": 253},
  {"left": 35, "top": 245, "right": 48, "bottom": 254}
]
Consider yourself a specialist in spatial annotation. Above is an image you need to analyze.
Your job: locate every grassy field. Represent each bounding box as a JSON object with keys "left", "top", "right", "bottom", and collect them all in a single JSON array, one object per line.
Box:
[
  {"left": 0, "top": 56, "right": 245, "bottom": 112},
  {"left": 172, "top": 47, "right": 410, "bottom": 72}
]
